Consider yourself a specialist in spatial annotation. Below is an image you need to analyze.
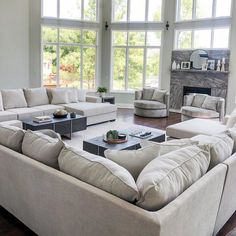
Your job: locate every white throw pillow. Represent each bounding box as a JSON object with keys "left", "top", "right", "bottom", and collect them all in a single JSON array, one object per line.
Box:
[
  {"left": 151, "top": 89, "right": 166, "bottom": 103},
  {"left": 226, "top": 110, "right": 236, "bottom": 128},
  {"left": 0, "top": 125, "right": 25, "bottom": 153},
  {"left": 191, "top": 134, "right": 233, "bottom": 169},
  {"left": 24, "top": 88, "right": 49, "bottom": 107},
  {"left": 140, "top": 139, "right": 199, "bottom": 156},
  {"left": 202, "top": 96, "right": 218, "bottom": 111},
  {"left": 22, "top": 130, "right": 64, "bottom": 169},
  {"left": 51, "top": 89, "right": 69, "bottom": 105},
  {"left": 0, "top": 92, "right": 3, "bottom": 111},
  {"left": 77, "top": 89, "right": 87, "bottom": 102},
  {"left": 104, "top": 145, "right": 160, "bottom": 180},
  {"left": 58, "top": 146, "right": 139, "bottom": 202},
  {"left": 67, "top": 88, "right": 78, "bottom": 103},
  {"left": 142, "top": 88, "right": 155, "bottom": 100},
  {"left": 1, "top": 89, "right": 27, "bottom": 109},
  {"left": 227, "top": 127, "right": 236, "bottom": 153},
  {"left": 136, "top": 145, "right": 210, "bottom": 211},
  {"left": 191, "top": 94, "right": 207, "bottom": 108}
]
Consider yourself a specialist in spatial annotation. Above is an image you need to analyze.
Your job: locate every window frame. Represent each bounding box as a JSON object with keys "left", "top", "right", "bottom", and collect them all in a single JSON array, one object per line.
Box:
[
  {"left": 111, "top": 0, "right": 164, "bottom": 23},
  {"left": 110, "top": 30, "right": 163, "bottom": 93}
]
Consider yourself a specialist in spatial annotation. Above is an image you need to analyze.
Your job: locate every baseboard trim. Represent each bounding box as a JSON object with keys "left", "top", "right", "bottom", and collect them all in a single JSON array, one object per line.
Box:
[
  {"left": 170, "top": 109, "right": 181, "bottom": 113},
  {"left": 116, "top": 103, "right": 134, "bottom": 109}
]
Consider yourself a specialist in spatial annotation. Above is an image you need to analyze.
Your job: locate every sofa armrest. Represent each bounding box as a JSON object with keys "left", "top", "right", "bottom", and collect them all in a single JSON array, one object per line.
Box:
[
  {"left": 222, "top": 115, "right": 230, "bottom": 125},
  {"left": 86, "top": 96, "right": 102, "bottom": 103},
  {"left": 183, "top": 95, "right": 194, "bottom": 106},
  {"left": 217, "top": 98, "right": 225, "bottom": 122},
  {"left": 135, "top": 90, "right": 143, "bottom": 100},
  {"left": 164, "top": 93, "right": 170, "bottom": 116}
]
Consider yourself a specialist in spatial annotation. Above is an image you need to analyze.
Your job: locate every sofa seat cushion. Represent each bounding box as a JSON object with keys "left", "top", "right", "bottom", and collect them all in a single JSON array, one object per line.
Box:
[
  {"left": 181, "top": 106, "right": 219, "bottom": 119},
  {"left": 63, "top": 102, "right": 117, "bottom": 117},
  {"left": 24, "top": 88, "right": 49, "bottom": 107},
  {"left": 33, "top": 104, "right": 64, "bottom": 116},
  {"left": 0, "top": 111, "right": 18, "bottom": 122},
  {"left": 166, "top": 118, "right": 227, "bottom": 139},
  {"left": 136, "top": 145, "right": 210, "bottom": 211},
  {"left": 134, "top": 100, "right": 166, "bottom": 110},
  {"left": 7, "top": 108, "right": 43, "bottom": 120}
]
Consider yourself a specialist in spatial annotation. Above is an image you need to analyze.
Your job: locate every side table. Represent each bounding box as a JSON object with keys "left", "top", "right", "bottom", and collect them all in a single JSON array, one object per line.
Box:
[{"left": 101, "top": 96, "right": 115, "bottom": 104}]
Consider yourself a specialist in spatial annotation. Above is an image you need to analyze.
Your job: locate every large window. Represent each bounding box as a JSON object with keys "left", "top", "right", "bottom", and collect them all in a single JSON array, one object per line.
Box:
[
  {"left": 112, "top": 31, "right": 162, "bottom": 91},
  {"left": 42, "top": 27, "right": 97, "bottom": 89},
  {"left": 42, "top": 0, "right": 98, "bottom": 22},
  {"left": 177, "top": 0, "right": 232, "bottom": 21},
  {"left": 112, "top": 0, "right": 163, "bottom": 22}
]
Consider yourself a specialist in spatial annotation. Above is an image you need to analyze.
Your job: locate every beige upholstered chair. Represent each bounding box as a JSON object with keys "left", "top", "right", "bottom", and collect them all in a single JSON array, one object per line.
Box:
[
  {"left": 181, "top": 94, "right": 225, "bottom": 122},
  {"left": 134, "top": 88, "right": 169, "bottom": 118}
]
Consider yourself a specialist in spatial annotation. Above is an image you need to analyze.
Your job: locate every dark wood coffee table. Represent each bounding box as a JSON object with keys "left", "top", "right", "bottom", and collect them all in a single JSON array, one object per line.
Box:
[
  {"left": 22, "top": 115, "right": 87, "bottom": 139},
  {"left": 83, "top": 127, "right": 165, "bottom": 157}
]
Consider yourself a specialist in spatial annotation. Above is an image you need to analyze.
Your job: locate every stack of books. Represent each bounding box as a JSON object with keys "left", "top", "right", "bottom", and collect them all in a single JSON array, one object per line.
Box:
[{"left": 33, "top": 116, "right": 52, "bottom": 123}]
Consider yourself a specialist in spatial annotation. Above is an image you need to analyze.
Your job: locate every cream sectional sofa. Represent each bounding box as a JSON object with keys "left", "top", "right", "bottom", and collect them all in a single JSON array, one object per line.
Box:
[
  {"left": 0, "top": 125, "right": 235, "bottom": 236},
  {"left": 0, "top": 88, "right": 117, "bottom": 126}
]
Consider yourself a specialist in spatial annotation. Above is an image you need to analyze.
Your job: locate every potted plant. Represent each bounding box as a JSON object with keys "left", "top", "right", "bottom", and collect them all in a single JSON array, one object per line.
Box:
[{"left": 97, "top": 87, "right": 107, "bottom": 97}]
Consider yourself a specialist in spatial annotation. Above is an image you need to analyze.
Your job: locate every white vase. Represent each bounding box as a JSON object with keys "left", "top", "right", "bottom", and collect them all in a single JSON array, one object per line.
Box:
[{"left": 172, "top": 61, "right": 177, "bottom": 70}]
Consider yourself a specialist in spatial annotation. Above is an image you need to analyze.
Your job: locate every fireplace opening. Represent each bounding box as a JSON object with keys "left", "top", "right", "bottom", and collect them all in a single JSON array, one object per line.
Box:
[{"left": 183, "top": 86, "right": 211, "bottom": 97}]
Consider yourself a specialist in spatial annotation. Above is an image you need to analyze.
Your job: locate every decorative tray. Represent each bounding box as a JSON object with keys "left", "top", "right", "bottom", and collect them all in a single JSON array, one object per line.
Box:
[{"left": 103, "top": 138, "right": 128, "bottom": 144}]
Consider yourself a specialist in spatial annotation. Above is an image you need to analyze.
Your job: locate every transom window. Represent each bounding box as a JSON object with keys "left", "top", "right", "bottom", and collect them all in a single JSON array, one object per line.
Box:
[
  {"left": 42, "top": 27, "right": 97, "bottom": 89},
  {"left": 112, "top": 31, "right": 162, "bottom": 91},
  {"left": 42, "top": 0, "right": 98, "bottom": 22},
  {"left": 112, "top": 0, "right": 163, "bottom": 22},
  {"left": 177, "top": 0, "right": 232, "bottom": 21}
]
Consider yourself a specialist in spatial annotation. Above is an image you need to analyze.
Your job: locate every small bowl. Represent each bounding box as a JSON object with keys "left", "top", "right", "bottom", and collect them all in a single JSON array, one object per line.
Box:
[{"left": 118, "top": 133, "right": 127, "bottom": 140}]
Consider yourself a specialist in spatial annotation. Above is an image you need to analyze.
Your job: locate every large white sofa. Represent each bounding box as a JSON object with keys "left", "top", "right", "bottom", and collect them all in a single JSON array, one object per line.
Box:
[
  {"left": 0, "top": 88, "right": 117, "bottom": 126},
  {"left": 0, "top": 124, "right": 236, "bottom": 236}
]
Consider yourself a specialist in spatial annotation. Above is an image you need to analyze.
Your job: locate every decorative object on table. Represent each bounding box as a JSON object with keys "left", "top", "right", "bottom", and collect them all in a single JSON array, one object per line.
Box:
[
  {"left": 171, "top": 60, "right": 177, "bottom": 70},
  {"left": 217, "top": 60, "right": 221, "bottom": 71},
  {"left": 208, "top": 60, "right": 215, "bottom": 70},
  {"left": 176, "top": 63, "right": 180, "bottom": 70},
  {"left": 104, "top": 130, "right": 128, "bottom": 144},
  {"left": 190, "top": 49, "right": 208, "bottom": 69},
  {"left": 70, "top": 112, "right": 76, "bottom": 118},
  {"left": 33, "top": 116, "right": 52, "bottom": 123},
  {"left": 221, "top": 57, "right": 226, "bottom": 72},
  {"left": 181, "top": 61, "right": 191, "bottom": 70},
  {"left": 202, "top": 62, "right": 208, "bottom": 71},
  {"left": 53, "top": 109, "right": 68, "bottom": 118},
  {"left": 129, "top": 130, "right": 153, "bottom": 139},
  {"left": 97, "top": 87, "right": 108, "bottom": 97}
]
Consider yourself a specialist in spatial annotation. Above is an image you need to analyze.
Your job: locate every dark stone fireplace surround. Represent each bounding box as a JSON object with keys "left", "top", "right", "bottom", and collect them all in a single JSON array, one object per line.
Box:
[{"left": 170, "top": 50, "right": 230, "bottom": 111}]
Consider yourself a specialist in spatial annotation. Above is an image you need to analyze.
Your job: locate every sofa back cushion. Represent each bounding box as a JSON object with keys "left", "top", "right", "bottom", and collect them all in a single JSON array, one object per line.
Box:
[
  {"left": 77, "top": 89, "right": 87, "bottom": 102},
  {"left": 142, "top": 88, "right": 155, "bottom": 100},
  {"left": 0, "top": 125, "right": 25, "bottom": 153},
  {"left": 226, "top": 109, "right": 236, "bottom": 128},
  {"left": 58, "top": 146, "right": 139, "bottom": 202},
  {"left": 151, "top": 89, "right": 167, "bottom": 103},
  {"left": 202, "top": 96, "right": 219, "bottom": 111},
  {"left": 22, "top": 130, "right": 64, "bottom": 169},
  {"left": 191, "top": 94, "right": 207, "bottom": 108},
  {"left": 136, "top": 145, "right": 210, "bottom": 211},
  {"left": 24, "top": 88, "right": 49, "bottom": 107},
  {"left": 51, "top": 89, "right": 69, "bottom": 105},
  {"left": 1, "top": 89, "right": 27, "bottom": 109},
  {"left": 0, "top": 92, "right": 3, "bottom": 111},
  {"left": 67, "top": 88, "right": 78, "bottom": 103},
  {"left": 191, "top": 134, "right": 233, "bottom": 169},
  {"left": 104, "top": 144, "right": 160, "bottom": 180}
]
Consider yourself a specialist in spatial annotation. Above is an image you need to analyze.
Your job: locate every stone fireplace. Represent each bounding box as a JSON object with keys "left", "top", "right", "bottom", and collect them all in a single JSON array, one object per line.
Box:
[{"left": 170, "top": 50, "right": 230, "bottom": 111}]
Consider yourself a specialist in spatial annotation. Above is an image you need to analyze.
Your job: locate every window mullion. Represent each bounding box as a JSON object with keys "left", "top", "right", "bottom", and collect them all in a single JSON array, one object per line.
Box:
[
  {"left": 210, "top": 29, "right": 214, "bottom": 48},
  {"left": 193, "top": 0, "right": 196, "bottom": 20},
  {"left": 212, "top": 0, "right": 217, "bottom": 18},
  {"left": 191, "top": 30, "right": 194, "bottom": 49},
  {"left": 57, "top": 0, "right": 60, "bottom": 18},
  {"left": 143, "top": 32, "right": 147, "bottom": 88},
  {"left": 80, "top": 30, "right": 83, "bottom": 89},
  {"left": 81, "top": 0, "right": 84, "bottom": 21},
  {"left": 145, "top": 0, "right": 149, "bottom": 22},
  {"left": 125, "top": 32, "right": 129, "bottom": 90},
  {"left": 57, "top": 28, "right": 60, "bottom": 87},
  {"left": 127, "top": 0, "right": 130, "bottom": 22}
]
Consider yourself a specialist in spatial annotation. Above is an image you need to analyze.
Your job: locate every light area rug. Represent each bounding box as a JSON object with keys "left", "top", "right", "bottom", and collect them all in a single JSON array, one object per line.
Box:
[{"left": 63, "top": 120, "right": 164, "bottom": 150}]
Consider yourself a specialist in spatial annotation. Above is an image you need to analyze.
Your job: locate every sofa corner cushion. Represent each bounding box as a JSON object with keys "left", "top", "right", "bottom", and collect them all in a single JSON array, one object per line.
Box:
[
  {"left": 24, "top": 88, "right": 49, "bottom": 107},
  {"left": 191, "top": 134, "right": 233, "bottom": 169},
  {"left": 0, "top": 92, "right": 3, "bottom": 111},
  {"left": 104, "top": 144, "right": 160, "bottom": 180},
  {"left": 0, "top": 125, "right": 25, "bottom": 153},
  {"left": 51, "top": 89, "right": 69, "bottom": 105},
  {"left": 58, "top": 146, "right": 139, "bottom": 202},
  {"left": 191, "top": 94, "right": 207, "bottom": 108},
  {"left": 136, "top": 145, "right": 210, "bottom": 211},
  {"left": 22, "top": 130, "right": 64, "bottom": 169},
  {"left": 142, "top": 88, "right": 155, "bottom": 100},
  {"left": 151, "top": 89, "right": 167, "bottom": 103},
  {"left": 1, "top": 89, "right": 27, "bottom": 109},
  {"left": 181, "top": 106, "right": 219, "bottom": 119},
  {"left": 134, "top": 100, "right": 166, "bottom": 110},
  {"left": 202, "top": 96, "right": 219, "bottom": 111}
]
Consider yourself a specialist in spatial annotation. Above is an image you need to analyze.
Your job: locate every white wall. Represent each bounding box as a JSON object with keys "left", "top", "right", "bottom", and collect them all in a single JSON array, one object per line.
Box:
[{"left": 0, "top": 0, "right": 30, "bottom": 89}]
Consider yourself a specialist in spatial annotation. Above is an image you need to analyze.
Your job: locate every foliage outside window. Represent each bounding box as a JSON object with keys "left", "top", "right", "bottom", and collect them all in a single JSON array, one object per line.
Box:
[
  {"left": 112, "top": 31, "right": 162, "bottom": 91},
  {"left": 112, "top": 0, "right": 163, "bottom": 22},
  {"left": 177, "top": 0, "right": 232, "bottom": 21},
  {"left": 42, "top": 0, "right": 97, "bottom": 22},
  {"left": 42, "top": 27, "right": 97, "bottom": 89}
]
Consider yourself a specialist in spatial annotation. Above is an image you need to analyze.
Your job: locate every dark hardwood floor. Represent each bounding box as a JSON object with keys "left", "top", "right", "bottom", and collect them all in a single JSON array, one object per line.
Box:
[{"left": 0, "top": 109, "right": 235, "bottom": 235}]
